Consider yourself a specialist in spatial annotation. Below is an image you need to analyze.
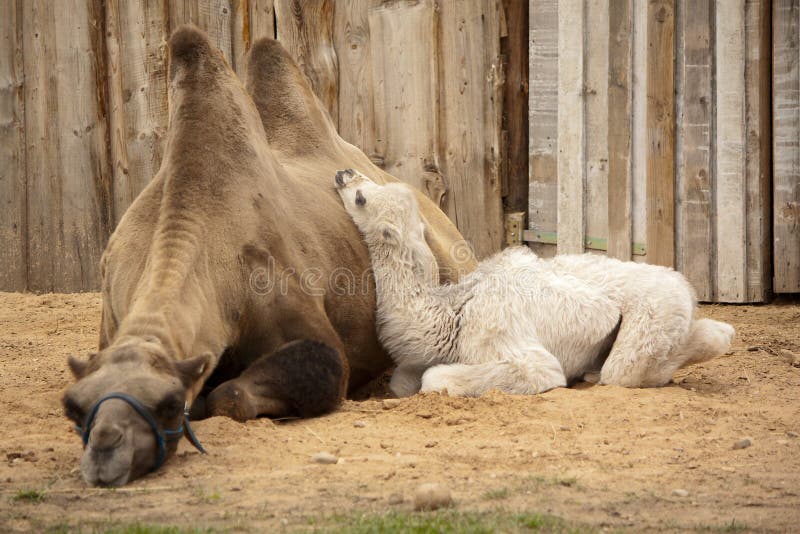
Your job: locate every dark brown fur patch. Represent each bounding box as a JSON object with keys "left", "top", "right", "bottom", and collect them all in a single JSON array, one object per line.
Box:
[
  {"left": 169, "top": 25, "right": 213, "bottom": 72},
  {"left": 249, "top": 340, "right": 344, "bottom": 417}
]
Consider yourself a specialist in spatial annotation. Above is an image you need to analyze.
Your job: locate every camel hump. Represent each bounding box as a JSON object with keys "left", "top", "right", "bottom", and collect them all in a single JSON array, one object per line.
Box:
[
  {"left": 168, "top": 25, "right": 223, "bottom": 80},
  {"left": 245, "top": 37, "right": 338, "bottom": 157},
  {"left": 247, "top": 37, "right": 294, "bottom": 73}
]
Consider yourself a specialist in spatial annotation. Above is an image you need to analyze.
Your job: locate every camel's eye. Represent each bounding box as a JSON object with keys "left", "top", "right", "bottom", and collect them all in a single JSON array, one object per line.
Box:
[
  {"left": 156, "top": 393, "right": 183, "bottom": 419},
  {"left": 63, "top": 395, "right": 85, "bottom": 423},
  {"left": 355, "top": 190, "right": 366, "bottom": 206}
]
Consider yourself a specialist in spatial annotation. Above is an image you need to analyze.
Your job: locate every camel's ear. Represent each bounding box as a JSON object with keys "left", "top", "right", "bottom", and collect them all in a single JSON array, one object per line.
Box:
[
  {"left": 176, "top": 353, "right": 213, "bottom": 387},
  {"left": 67, "top": 355, "right": 91, "bottom": 380}
]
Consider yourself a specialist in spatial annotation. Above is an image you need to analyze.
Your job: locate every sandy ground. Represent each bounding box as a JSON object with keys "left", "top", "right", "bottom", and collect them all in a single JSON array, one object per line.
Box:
[{"left": 0, "top": 292, "right": 798, "bottom": 532}]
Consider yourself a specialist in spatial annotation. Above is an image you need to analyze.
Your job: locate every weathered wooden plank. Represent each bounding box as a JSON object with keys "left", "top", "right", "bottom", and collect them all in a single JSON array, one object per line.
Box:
[
  {"left": 249, "top": 0, "right": 276, "bottom": 42},
  {"left": 645, "top": 0, "right": 675, "bottom": 268},
  {"left": 607, "top": 0, "right": 633, "bottom": 261},
  {"left": 714, "top": 0, "right": 747, "bottom": 301},
  {"left": 368, "top": 0, "right": 440, "bottom": 200},
  {"left": 0, "top": 0, "right": 27, "bottom": 291},
  {"left": 275, "top": 0, "right": 338, "bottom": 126},
  {"left": 556, "top": 0, "right": 584, "bottom": 254},
  {"left": 168, "top": 0, "right": 235, "bottom": 68},
  {"left": 105, "top": 0, "right": 169, "bottom": 224},
  {"left": 528, "top": 0, "right": 558, "bottom": 258},
  {"left": 334, "top": 0, "right": 376, "bottom": 156},
  {"left": 744, "top": 0, "right": 772, "bottom": 301},
  {"left": 24, "top": 0, "right": 112, "bottom": 292},
  {"left": 438, "top": 0, "right": 505, "bottom": 259},
  {"left": 231, "top": 0, "right": 275, "bottom": 75},
  {"left": 773, "top": 0, "right": 800, "bottom": 293},
  {"left": 675, "top": 0, "right": 713, "bottom": 300},
  {"left": 631, "top": 0, "right": 648, "bottom": 262},
  {"left": 501, "top": 0, "right": 529, "bottom": 214},
  {"left": 585, "top": 0, "right": 609, "bottom": 255}
]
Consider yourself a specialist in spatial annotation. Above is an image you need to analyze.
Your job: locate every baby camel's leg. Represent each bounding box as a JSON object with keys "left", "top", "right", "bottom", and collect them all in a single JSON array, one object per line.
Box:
[
  {"left": 390, "top": 364, "right": 427, "bottom": 397},
  {"left": 419, "top": 346, "right": 566, "bottom": 396},
  {"left": 675, "top": 318, "right": 735, "bottom": 367},
  {"left": 600, "top": 301, "right": 693, "bottom": 388}
]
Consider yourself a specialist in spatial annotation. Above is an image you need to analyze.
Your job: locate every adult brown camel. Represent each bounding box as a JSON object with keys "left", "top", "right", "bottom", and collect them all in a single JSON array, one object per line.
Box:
[{"left": 61, "top": 26, "right": 475, "bottom": 486}]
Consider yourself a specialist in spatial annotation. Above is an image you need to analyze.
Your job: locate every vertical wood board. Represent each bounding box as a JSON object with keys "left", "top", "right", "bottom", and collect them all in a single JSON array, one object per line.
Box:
[
  {"left": 645, "top": 0, "right": 675, "bottom": 268},
  {"left": 334, "top": 0, "right": 376, "bottom": 158},
  {"left": 744, "top": 0, "right": 772, "bottom": 301},
  {"left": 501, "top": 0, "right": 530, "bottom": 214},
  {"left": 528, "top": 0, "right": 558, "bottom": 258},
  {"left": 275, "top": 0, "right": 339, "bottom": 127},
  {"left": 368, "top": 1, "right": 440, "bottom": 199},
  {"left": 105, "top": 0, "right": 169, "bottom": 224},
  {"left": 0, "top": 0, "right": 27, "bottom": 291},
  {"left": 715, "top": 0, "right": 747, "bottom": 301},
  {"left": 584, "top": 0, "right": 610, "bottom": 253},
  {"left": 607, "top": 0, "right": 633, "bottom": 260},
  {"left": 675, "top": 0, "right": 713, "bottom": 300},
  {"left": 773, "top": 0, "right": 800, "bottom": 292},
  {"left": 24, "top": 0, "right": 112, "bottom": 292},
  {"left": 556, "top": 0, "right": 585, "bottom": 254},
  {"left": 438, "top": 0, "right": 505, "bottom": 259}
]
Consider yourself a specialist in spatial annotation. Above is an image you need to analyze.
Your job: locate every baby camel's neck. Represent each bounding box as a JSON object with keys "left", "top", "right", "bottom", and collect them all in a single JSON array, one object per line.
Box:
[{"left": 365, "top": 236, "right": 462, "bottom": 366}]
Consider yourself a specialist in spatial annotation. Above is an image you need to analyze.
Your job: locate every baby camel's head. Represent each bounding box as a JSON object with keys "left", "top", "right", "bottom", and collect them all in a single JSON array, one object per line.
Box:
[{"left": 334, "top": 169, "right": 426, "bottom": 247}]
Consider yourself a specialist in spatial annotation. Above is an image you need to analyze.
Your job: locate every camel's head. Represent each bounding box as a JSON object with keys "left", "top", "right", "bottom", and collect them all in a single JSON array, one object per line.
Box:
[
  {"left": 62, "top": 338, "right": 210, "bottom": 486},
  {"left": 334, "top": 169, "right": 427, "bottom": 248}
]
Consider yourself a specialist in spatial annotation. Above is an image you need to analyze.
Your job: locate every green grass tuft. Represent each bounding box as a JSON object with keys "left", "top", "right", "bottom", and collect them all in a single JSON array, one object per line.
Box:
[
  {"left": 11, "top": 488, "right": 46, "bottom": 503},
  {"left": 324, "top": 509, "right": 591, "bottom": 534},
  {"left": 482, "top": 487, "right": 511, "bottom": 500}
]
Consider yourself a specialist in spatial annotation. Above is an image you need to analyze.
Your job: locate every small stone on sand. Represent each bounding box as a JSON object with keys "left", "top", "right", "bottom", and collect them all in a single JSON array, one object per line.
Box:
[
  {"left": 413, "top": 483, "right": 453, "bottom": 511},
  {"left": 353, "top": 420, "right": 367, "bottom": 428},
  {"left": 382, "top": 399, "right": 402, "bottom": 409},
  {"left": 672, "top": 489, "right": 689, "bottom": 497},
  {"left": 311, "top": 452, "right": 339, "bottom": 464},
  {"left": 387, "top": 493, "right": 404, "bottom": 505},
  {"left": 732, "top": 438, "right": 752, "bottom": 450}
]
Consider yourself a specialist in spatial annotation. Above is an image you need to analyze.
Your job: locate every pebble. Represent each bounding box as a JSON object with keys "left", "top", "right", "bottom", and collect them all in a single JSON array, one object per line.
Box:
[
  {"left": 787, "top": 431, "right": 798, "bottom": 438},
  {"left": 382, "top": 399, "right": 402, "bottom": 409},
  {"left": 387, "top": 493, "right": 404, "bottom": 505},
  {"left": 732, "top": 438, "right": 752, "bottom": 450},
  {"left": 353, "top": 420, "right": 367, "bottom": 428},
  {"left": 413, "top": 483, "right": 453, "bottom": 511},
  {"left": 779, "top": 349, "right": 796, "bottom": 365},
  {"left": 672, "top": 489, "right": 689, "bottom": 497},
  {"left": 311, "top": 452, "right": 339, "bottom": 465}
]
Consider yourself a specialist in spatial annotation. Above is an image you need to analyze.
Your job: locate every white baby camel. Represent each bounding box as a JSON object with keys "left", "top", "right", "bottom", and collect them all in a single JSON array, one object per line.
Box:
[{"left": 334, "top": 169, "right": 735, "bottom": 397}]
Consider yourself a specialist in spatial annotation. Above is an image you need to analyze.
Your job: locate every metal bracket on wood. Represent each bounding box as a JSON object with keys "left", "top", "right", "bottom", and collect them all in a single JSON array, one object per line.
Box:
[
  {"left": 504, "top": 212, "right": 526, "bottom": 247},
  {"left": 521, "top": 230, "right": 646, "bottom": 256}
]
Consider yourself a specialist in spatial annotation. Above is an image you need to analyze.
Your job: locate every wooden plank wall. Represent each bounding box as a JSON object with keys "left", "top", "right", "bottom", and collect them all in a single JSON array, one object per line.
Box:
[
  {"left": 527, "top": 0, "right": 776, "bottom": 302},
  {"left": 0, "top": 0, "right": 506, "bottom": 291},
  {"left": 773, "top": 0, "right": 800, "bottom": 293}
]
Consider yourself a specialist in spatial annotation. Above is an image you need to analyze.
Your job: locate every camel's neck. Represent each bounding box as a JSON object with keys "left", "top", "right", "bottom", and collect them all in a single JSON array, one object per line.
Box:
[{"left": 115, "top": 204, "right": 229, "bottom": 363}]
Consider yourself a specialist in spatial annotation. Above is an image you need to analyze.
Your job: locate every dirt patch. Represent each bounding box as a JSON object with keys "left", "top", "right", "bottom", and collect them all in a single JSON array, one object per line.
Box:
[{"left": 0, "top": 293, "right": 799, "bottom": 532}]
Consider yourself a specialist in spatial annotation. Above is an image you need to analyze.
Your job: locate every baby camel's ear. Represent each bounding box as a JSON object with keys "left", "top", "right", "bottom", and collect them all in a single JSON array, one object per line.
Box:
[
  {"left": 175, "top": 353, "right": 213, "bottom": 388},
  {"left": 376, "top": 222, "right": 402, "bottom": 245}
]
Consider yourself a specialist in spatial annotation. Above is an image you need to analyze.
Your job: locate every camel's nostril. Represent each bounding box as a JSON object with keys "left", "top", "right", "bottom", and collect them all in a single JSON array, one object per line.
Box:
[
  {"left": 335, "top": 171, "right": 345, "bottom": 187},
  {"left": 89, "top": 425, "right": 124, "bottom": 451}
]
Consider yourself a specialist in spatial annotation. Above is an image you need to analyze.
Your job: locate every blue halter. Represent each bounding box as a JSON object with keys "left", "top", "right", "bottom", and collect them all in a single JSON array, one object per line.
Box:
[{"left": 75, "top": 392, "right": 206, "bottom": 472}]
